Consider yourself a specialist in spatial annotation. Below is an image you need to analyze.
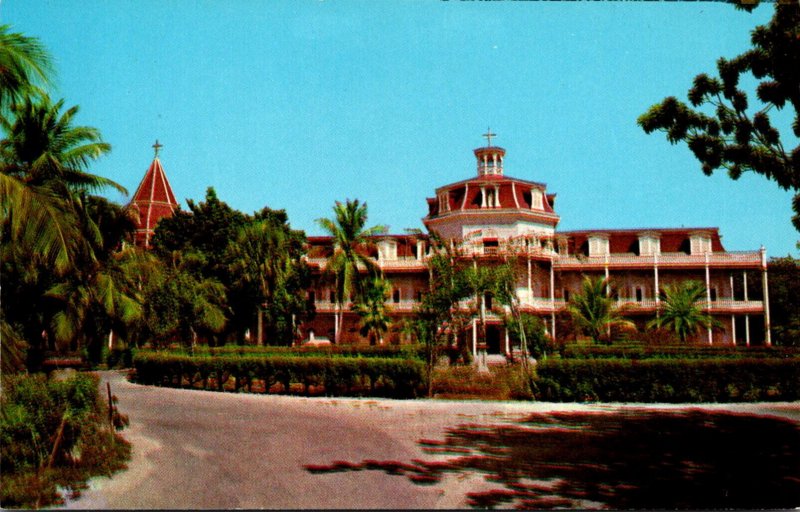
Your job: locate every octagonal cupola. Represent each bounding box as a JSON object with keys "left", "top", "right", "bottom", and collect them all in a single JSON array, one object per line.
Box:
[{"left": 474, "top": 128, "right": 505, "bottom": 177}]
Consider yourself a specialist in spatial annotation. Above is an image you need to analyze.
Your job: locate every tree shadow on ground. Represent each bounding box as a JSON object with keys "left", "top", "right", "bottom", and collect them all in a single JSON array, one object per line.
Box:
[{"left": 304, "top": 409, "right": 800, "bottom": 509}]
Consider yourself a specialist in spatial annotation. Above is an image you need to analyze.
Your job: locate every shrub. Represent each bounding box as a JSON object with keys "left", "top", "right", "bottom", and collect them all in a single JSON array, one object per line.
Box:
[
  {"left": 431, "top": 364, "right": 534, "bottom": 400},
  {"left": 535, "top": 357, "right": 800, "bottom": 403},
  {"left": 0, "top": 373, "right": 130, "bottom": 508}
]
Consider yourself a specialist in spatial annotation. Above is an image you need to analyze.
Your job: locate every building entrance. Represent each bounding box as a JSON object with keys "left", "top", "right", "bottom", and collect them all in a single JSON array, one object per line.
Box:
[{"left": 486, "top": 325, "right": 502, "bottom": 355}]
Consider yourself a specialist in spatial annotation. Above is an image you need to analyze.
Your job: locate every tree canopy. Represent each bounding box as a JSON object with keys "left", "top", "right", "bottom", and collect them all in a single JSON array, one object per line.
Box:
[{"left": 638, "top": 2, "right": 800, "bottom": 230}]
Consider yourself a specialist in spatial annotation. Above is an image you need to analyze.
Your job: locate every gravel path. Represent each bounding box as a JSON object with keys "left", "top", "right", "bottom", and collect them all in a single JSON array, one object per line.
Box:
[{"left": 64, "top": 370, "right": 800, "bottom": 509}]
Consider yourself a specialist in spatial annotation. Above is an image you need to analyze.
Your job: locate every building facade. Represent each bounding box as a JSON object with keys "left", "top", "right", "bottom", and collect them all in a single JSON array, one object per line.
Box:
[
  {"left": 129, "top": 136, "right": 771, "bottom": 353},
  {"left": 302, "top": 136, "right": 770, "bottom": 353}
]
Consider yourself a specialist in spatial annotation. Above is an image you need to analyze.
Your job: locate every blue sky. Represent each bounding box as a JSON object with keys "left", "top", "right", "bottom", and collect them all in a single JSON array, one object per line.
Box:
[{"left": 4, "top": 1, "right": 797, "bottom": 257}]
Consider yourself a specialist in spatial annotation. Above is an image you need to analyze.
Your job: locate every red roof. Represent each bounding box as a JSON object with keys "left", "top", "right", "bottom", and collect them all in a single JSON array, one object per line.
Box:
[
  {"left": 129, "top": 157, "right": 178, "bottom": 248},
  {"left": 561, "top": 227, "right": 725, "bottom": 255}
]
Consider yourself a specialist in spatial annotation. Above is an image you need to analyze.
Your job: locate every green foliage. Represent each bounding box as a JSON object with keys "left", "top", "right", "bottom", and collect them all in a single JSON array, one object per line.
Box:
[
  {"left": 1, "top": 91, "right": 128, "bottom": 370},
  {"left": 638, "top": 2, "right": 800, "bottom": 230},
  {"left": 768, "top": 256, "right": 800, "bottom": 346},
  {"left": 566, "top": 276, "right": 634, "bottom": 343},
  {"left": 136, "top": 251, "right": 227, "bottom": 349},
  {"left": 151, "top": 188, "right": 311, "bottom": 345},
  {"left": 352, "top": 276, "right": 391, "bottom": 345},
  {"left": 535, "top": 357, "right": 800, "bottom": 402},
  {"left": 561, "top": 341, "right": 800, "bottom": 360},
  {"left": 316, "top": 198, "right": 386, "bottom": 343},
  {"left": 0, "top": 24, "right": 54, "bottom": 112},
  {"left": 226, "top": 216, "right": 310, "bottom": 345},
  {"left": 0, "top": 373, "right": 130, "bottom": 508},
  {"left": 648, "top": 280, "right": 719, "bottom": 343},
  {"left": 132, "top": 352, "right": 423, "bottom": 398},
  {"left": 503, "top": 313, "right": 549, "bottom": 359},
  {"left": 146, "top": 343, "right": 425, "bottom": 359}
]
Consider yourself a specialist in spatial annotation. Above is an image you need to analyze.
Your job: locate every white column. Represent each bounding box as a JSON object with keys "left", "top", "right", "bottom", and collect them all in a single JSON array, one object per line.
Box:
[
  {"left": 480, "top": 187, "right": 487, "bottom": 207},
  {"left": 730, "top": 273, "right": 736, "bottom": 346},
  {"left": 550, "top": 259, "right": 556, "bottom": 342},
  {"left": 504, "top": 329, "right": 510, "bottom": 356},
  {"left": 527, "top": 257, "right": 532, "bottom": 300},
  {"left": 705, "top": 253, "right": 712, "bottom": 345},
  {"left": 604, "top": 254, "right": 610, "bottom": 339},
  {"left": 761, "top": 246, "right": 771, "bottom": 346},
  {"left": 744, "top": 271, "right": 750, "bottom": 347},
  {"left": 472, "top": 318, "right": 478, "bottom": 359},
  {"left": 745, "top": 315, "right": 751, "bottom": 347},
  {"left": 494, "top": 186, "right": 500, "bottom": 207},
  {"left": 654, "top": 253, "right": 660, "bottom": 317}
]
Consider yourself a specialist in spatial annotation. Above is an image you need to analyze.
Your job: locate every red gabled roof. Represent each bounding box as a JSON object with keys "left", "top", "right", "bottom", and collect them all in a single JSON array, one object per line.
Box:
[{"left": 129, "top": 157, "right": 178, "bottom": 248}]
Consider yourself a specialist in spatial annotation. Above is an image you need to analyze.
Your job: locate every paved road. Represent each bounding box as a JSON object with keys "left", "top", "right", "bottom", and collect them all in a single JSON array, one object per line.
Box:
[{"left": 67, "top": 371, "right": 800, "bottom": 509}]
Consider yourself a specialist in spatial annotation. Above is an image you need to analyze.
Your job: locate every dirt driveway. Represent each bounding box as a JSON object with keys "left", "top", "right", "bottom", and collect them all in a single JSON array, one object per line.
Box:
[{"left": 65, "top": 371, "right": 800, "bottom": 509}]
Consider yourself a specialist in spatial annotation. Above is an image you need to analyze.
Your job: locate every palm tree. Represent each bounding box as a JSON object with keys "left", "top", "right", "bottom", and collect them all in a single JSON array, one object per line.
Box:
[
  {"left": 1, "top": 95, "right": 122, "bottom": 271},
  {"left": 227, "top": 219, "right": 292, "bottom": 345},
  {"left": 1, "top": 96, "right": 124, "bottom": 367},
  {"left": 44, "top": 196, "right": 143, "bottom": 363},
  {"left": 46, "top": 246, "right": 145, "bottom": 362},
  {"left": 566, "top": 275, "right": 634, "bottom": 343},
  {"left": 0, "top": 24, "right": 53, "bottom": 112},
  {"left": 648, "top": 280, "right": 719, "bottom": 343},
  {"left": 316, "top": 199, "right": 386, "bottom": 343},
  {"left": 1, "top": 95, "right": 118, "bottom": 194},
  {"left": 352, "top": 276, "right": 391, "bottom": 345}
]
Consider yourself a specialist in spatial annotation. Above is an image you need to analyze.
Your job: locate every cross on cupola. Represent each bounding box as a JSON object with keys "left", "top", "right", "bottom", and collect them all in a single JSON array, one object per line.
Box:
[
  {"left": 474, "top": 129, "right": 505, "bottom": 177},
  {"left": 152, "top": 139, "right": 163, "bottom": 158},
  {"left": 483, "top": 128, "right": 496, "bottom": 147}
]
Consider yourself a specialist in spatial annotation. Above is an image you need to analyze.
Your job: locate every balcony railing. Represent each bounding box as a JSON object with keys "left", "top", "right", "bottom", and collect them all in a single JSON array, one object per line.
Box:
[
  {"left": 555, "top": 251, "right": 761, "bottom": 268},
  {"left": 309, "top": 297, "right": 764, "bottom": 315}
]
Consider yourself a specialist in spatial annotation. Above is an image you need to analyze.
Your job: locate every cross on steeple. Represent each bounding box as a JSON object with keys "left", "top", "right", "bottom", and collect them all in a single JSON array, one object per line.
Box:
[
  {"left": 152, "top": 139, "right": 163, "bottom": 158},
  {"left": 482, "top": 128, "right": 496, "bottom": 147}
]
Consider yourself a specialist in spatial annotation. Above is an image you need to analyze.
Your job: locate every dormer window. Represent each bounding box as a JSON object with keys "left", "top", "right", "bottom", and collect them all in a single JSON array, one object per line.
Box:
[
  {"left": 557, "top": 237, "right": 569, "bottom": 256},
  {"left": 377, "top": 239, "right": 397, "bottom": 261},
  {"left": 438, "top": 192, "right": 449, "bottom": 213},
  {"left": 481, "top": 186, "right": 500, "bottom": 208},
  {"left": 531, "top": 189, "right": 543, "bottom": 210},
  {"left": 588, "top": 235, "right": 609, "bottom": 257},
  {"left": 638, "top": 234, "right": 661, "bottom": 256},
  {"left": 690, "top": 234, "right": 712, "bottom": 255}
]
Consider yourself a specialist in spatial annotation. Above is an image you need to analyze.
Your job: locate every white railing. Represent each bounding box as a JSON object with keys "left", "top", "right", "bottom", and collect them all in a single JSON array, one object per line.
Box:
[
  {"left": 377, "top": 257, "right": 427, "bottom": 269},
  {"left": 555, "top": 251, "right": 761, "bottom": 267},
  {"left": 305, "top": 257, "right": 426, "bottom": 270},
  {"left": 310, "top": 297, "right": 763, "bottom": 315}
]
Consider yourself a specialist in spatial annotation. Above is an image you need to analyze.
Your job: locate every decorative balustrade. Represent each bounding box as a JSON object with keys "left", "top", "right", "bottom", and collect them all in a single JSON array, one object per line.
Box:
[
  {"left": 555, "top": 251, "right": 761, "bottom": 268},
  {"left": 309, "top": 297, "right": 763, "bottom": 315}
]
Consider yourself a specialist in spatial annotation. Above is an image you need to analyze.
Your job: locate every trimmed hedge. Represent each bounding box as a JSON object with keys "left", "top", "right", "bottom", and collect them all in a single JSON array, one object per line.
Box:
[
  {"left": 163, "top": 344, "right": 425, "bottom": 360},
  {"left": 561, "top": 343, "right": 800, "bottom": 360},
  {"left": 535, "top": 357, "right": 800, "bottom": 403},
  {"left": 132, "top": 352, "right": 424, "bottom": 398}
]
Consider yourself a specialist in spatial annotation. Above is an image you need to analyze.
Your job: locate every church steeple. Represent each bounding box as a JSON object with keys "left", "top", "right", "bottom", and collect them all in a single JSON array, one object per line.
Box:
[
  {"left": 129, "top": 140, "right": 178, "bottom": 248},
  {"left": 474, "top": 128, "right": 505, "bottom": 177}
]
